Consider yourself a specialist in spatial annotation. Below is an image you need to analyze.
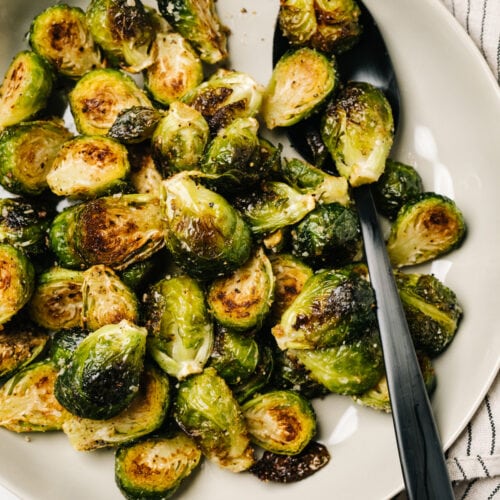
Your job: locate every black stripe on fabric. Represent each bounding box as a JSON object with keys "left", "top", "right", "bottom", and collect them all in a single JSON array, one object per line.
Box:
[
  {"left": 454, "top": 457, "right": 468, "bottom": 480},
  {"left": 451, "top": 0, "right": 456, "bottom": 16},
  {"left": 467, "top": 422, "right": 473, "bottom": 456},
  {"left": 460, "top": 478, "right": 479, "bottom": 499},
  {"left": 485, "top": 394, "right": 496, "bottom": 455},
  {"left": 479, "top": 0, "right": 488, "bottom": 53},
  {"left": 477, "top": 454, "right": 491, "bottom": 477},
  {"left": 466, "top": 0, "right": 471, "bottom": 33},
  {"left": 487, "top": 480, "right": 500, "bottom": 499}
]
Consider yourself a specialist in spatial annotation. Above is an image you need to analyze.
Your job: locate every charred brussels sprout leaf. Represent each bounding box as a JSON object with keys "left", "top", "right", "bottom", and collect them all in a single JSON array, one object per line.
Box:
[
  {"left": 108, "top": 106, "right": 162, "bottom": 144},
  {"left": 157, "top": 0, "right": 229, "bottom": 64},
  {"left": 387, "top": 193, "right": 467, "bottom": 267},
  {"left": 174, "top": 367, "right": 255, "bottom": 472},
  {"left": 144, "top": 274, "right": 213, "bottom": 380},
  {"left": 115, "top": 432, "right": 201, "bottom": 499},
  {"left": 262, "top": 47, "right": 337, "bottom": 129},
  {"left": 55, "top": 320, "right": 147, "bottom": 420},
  {"left": 321, "top": 81, "right": 394, "bottom": 187},
  {"left": 242, "top": 390, "right": 316, "bottom": 455},
  {"left": 29, "top": 4, "right": 104, "bottom": 79}
]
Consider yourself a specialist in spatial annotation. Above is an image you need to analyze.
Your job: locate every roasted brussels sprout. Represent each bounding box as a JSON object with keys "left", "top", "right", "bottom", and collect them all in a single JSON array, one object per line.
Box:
[
  {"left": 0, "top": 359, "right": 69, "bottom": 432},
  {"left": 233, "top": 181, "right": 315, "bottom": 235},
  {"left": 0, "top": 51, "right": 54, "bottom": 130},
  {"left": 160, "top": 173, "right": 252, "bottom": 280},
  {"left": 387, "top": 193, "right": 467, "bottom": 267},
  {"left": 0, "top": 119, "right": 72, "bottom": 196},
  {"left": 108, "top": 106, "right": 162, "bottom": 145},
  {"left": 174, "top": 367, "right": 255, "bottom": 472},
  {"left": 157, "top": 0, "right": 228, "bottom": 64},
  {"left": 372, "top": 159, "right": 424, "bottom": 220},
  {"left": 0, "top": 244, "right": 35, "bottom": 326},
  {"left": 272, "top": 267, "right": 376, "bottom": 350},
  {"left": 28, "top": 267, "right": 84, "bottom": 331},
  {"left": 395, "top": 271, "right": 463, "bottom": 356},
  {"left": 145, "top": 31, "right": 204, "bottom": 106},
  {"left": 62, "top": 362, "right": 170, "bottom": 450},
  {"left": 69, "top": 68, "right": 153, "bottom": 136},
  {"left": 47, "top": 135, "right": 130, "bottom": 199},
  {"left": 86, "top": 0, "right": 155, "bottom": 72},
  {"left": 49, "top": 327, "right": 89, "bottom": 370},
  {"left": 29, "top": 4, "right": 104, "bottom": 79},
  {"left": 117, "top": 248, "right": 167, "bottom": 293},
  {"left": 207, "top": 247, "right": 274, "bottom": 331},
  {"left": 262, "top": 47, "right": 337, "bottom": 129},
  {"left": 242, "top": 390, "right": 316, "bottom": 455},
  {"left": 151, "top": 101, "right": 209, "bottom": 176},
  {"left": 55, "top": 320, "right": 147, "bottom": 420},
  {"left": 321, "top": 81, "right": 394, "bottom": 187},
  {"left": 278, "top": 0, "right": 317, "bottom": 46},
  {"left": 115, "top": 432, "right": 201, "bottom": 499},
  {"left": 291, "top": 202, "right": 363, "bottom": 268},
  {"left": 128, "top": 144, "right": 164, "bottom": 197},
  {"left": 144, "top": 274, "right": 213, "bottom": 380}
]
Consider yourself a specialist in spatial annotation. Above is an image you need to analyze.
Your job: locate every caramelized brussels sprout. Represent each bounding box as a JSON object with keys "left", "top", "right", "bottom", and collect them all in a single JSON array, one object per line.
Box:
[
  {"left": 387, "top": 193, "right": 467, "bottom": 267},
  {"left": 0, "top": 51, "right": 54, "bottom": 130},
  {"left": 108, "top": 106, "right": 162, "bottom": 144},
  {"left": 0, "top": 119, "right": 72, "bottom": 196},
  {"left": 145, "top": 31, "right": 204, "bottom": 106},
  {"left": 291, "top": 202, "right": 363, "bottom": 268},
  {"left": 69, "top": 68, "right": 153, "bottom": 136},
  {"left": 207, "top": 247, "right": 274, "bottom": 331},
  {"left": 262, "top": 47, "right": 337, "bottom": 129},
  {"left": 62, "top": 362, "right": 169, "bottom": 450},
  {"left": 55, "top": 320, "right": 147, "bottom": 420},
  {"left": 86, "top": 0, "right": 155, "bottom": 72},
  {"left": 115, "top": 432, "right": 201, "bottom": 499},
  {"left": 242, "top": 390, "right": 316, "bottom": 455},
  {"left": 144, "top": 274, "right": 213, "bottom": 380},
  {"left": 128, "top": 144, "right": 164, "bottom": 196},
  {"left": 0, "top": 359, "right": 70, "bottom": 432},
  {"left": 174, "top": 367, "right": 255, "bottom": 472},
  {"left": 47, "top": 135, "right": 130, "bottom": 199},
  {"left": 0, "top": 244, "right": 35, "bottom": 326},
  {"left": 157, "top": 0, "right": 228, "bottom": 64},
  {"left": 160, "top": 173, "right": 252, "bottom": 280},
  {"left": 395, "top": 271, "right": 463, "bottom": 356},
  {"left": 278, "top": 0, "right": 317, "bottom": 45},
  {"left": 321, "top": 81, "right": 394, "bottom": 187},
  {"left": 28, "top": 267, "right": 84, "bottom": 331},
  {"left": 29, "top": 4, "right": 104, "bottom": 79},
  {"left": 272, "top": 267, "right": 376, "bottom": 350}
]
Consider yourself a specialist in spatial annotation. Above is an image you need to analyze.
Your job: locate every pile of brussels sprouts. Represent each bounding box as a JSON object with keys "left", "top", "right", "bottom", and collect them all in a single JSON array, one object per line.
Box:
[{"left": 0, "top": 0, "right": 467, "bottom": 498}]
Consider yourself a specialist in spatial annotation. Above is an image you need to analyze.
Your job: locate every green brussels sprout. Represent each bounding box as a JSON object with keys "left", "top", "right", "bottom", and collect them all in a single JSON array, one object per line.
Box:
[
  {"left": 108, "top": 106, "right": 162, "bottom": 145},
  {"left": 160, "top": 173, "right": 252, "bottom": 280},
  {"left": 291, "top": 202, "right": 363, "bottom": 268},
  {"left": 395, "top": 271, "right": 463, "bottom": 356},
  {"left": 183, "top": 68, "right": 264, "bottom": 132},
  {"left": 233, "top": 181, "right": 316, "bottom": 235},
  {"left": 86, "top": 0, "right": 155, "bottom": 73},
  {"left": 0, "top": 359, "right": 70, "bottom": 432},
  {"left": 280, "top": 157, "right": 349, "bottom": 205},
  {"left": 28, "top": 267, "right": 84, "bottom": 330},
  {"left": 272, "top": 267, "right": 376, "bottom": 350},
  {"left": 69, "top": 68, "right": 153, "bottom": 136},
  {"left": 49, "top": 327, "right": 89, "bottom": 370},
  {"left": 46, "top": 135, "right": 130, "bottom": 199},
  {"left": 82, "top": 265, "right": 139, "bottom": 331},
  {"left": 0, "top": 244, "right": 35, "bottom": 326},
  {"left": 157, "top": 0, "right": 228, "bottom": 64},
  {"left": 151, "top": 101, "right": 209, "bottom": 176},
  {"left": 291, "top": 332, "right": 384, "bottom": 395},
  {"left": 242, "top": 390, "right": 316, "bottom": 455},
  {"left": 207, "top": 247, "right": 274, "bottom": 331},
  {"left": 128, "top": 144, "right": 164, "bottom": 197},
  {"left": 262, "top": 47, "right": 337, "bottom": 130},
  {"left": 144, "top": 274, "right": 213, "bottom": 380},
  {"left": 115, "top": 432, "right": 201, "bottom": 499},
  {"left": 372, "top": 159, "right": 424, "bottom": 220},
  {"left": 278, "top": 0, "right": 317, "bottom": 45},
  {"left": 174, "top": 367, "right": 255, "bottom": 472},
  {"left": 321, "top": 81, "right": 394, "bottom": 187},
  {"left": 258, "top": 136, "right": 283, "bottom": 179},
  {"left": 387, "top": 193, "right": 467, "bottom": 268},
  {"left": 118, "top": 248, "right": 167, "bottom": 293},
  {"left": 269, "top": 253, "right": 314, "bottom": 320},
  {"left": 145, "top": 31, "right": 204, "bottom": 106},
  {"left": 0, "top": 51, "right": 54, "bottom": 130},
  {"left": 29, "top": 4, "right": 104, "bottom": 79},
  {"left": 0, "top": 119, "right": 72, "bottom": 196},
  {"left": 62, "top": 362, "right": 169, "bottom": 451}
]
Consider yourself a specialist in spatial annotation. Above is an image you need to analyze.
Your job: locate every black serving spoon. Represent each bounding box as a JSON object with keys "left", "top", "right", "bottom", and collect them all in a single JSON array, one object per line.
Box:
[{"left": 273, "top": 4, "right": 454, "bottom": 500}]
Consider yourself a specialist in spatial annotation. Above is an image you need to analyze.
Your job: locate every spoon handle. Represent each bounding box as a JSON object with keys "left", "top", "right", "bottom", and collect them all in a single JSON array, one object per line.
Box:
[{"left": 353, "top": 184, "right": 454, "bottom": 500}]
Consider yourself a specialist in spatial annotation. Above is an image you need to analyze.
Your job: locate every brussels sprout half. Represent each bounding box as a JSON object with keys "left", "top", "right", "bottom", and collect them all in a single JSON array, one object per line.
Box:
[
  {"left": 278, "top": 0, "right": 317, "bottom": 45},
  {"left": 108, "top": 106, "right": 162, "bottom": 145}
]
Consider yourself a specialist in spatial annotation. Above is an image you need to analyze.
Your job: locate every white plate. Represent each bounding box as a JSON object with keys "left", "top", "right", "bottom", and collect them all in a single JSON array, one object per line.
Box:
[{"left": 1, "top": 0, "right": 499, "bottom": 499}]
